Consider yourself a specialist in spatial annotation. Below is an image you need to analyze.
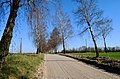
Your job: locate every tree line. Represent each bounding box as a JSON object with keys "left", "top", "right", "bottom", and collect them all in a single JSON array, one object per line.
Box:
[
  {"left": 63, "top": 46, "right": 120, "bottom": 53},
  {"left": 0, "top": 0, "right": 113, "bottom": 62}
]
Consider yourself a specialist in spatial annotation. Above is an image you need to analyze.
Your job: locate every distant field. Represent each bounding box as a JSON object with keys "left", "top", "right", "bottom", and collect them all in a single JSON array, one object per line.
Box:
[
  {"left": 0, "top": 54, "right": 44, "bottom": 79},
  {"left": 71, "top": 52, "right": 120, "bottom": 60}
]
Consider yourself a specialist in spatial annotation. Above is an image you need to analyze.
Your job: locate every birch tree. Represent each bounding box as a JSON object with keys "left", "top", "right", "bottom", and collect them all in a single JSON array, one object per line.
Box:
[
  {"left": 53, "top": 7, "right": 73, "bottom": 54},
  {"left": 28, "top": 1, "right": 49, "bottom": 54},
  {"left": 74, "top": 0, "right": 104, "bottom": 57},
  {"left": 96, "top": 19, "right": 113, "bottom": 53}
]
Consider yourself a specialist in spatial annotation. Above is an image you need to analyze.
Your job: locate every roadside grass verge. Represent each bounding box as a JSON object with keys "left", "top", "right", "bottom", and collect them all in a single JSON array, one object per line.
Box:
[
  {"left": 0, "top": 53, "right": 44, "bottom": 79},
  {"left": 72, "top": 52, "right": 120, "bottom": 60}
]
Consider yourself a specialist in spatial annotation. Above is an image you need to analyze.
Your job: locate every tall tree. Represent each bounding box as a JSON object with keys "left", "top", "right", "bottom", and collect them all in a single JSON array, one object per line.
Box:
[
  {"left": 31, "top": 25, "right": 48, "bottom": 54},
  {"left": 28, "top": 2, "right": 48, "bottom": 54},
  {"left": 48, "top": 27, "right": 61, "bottom": 53},
  {"left": 0, "top": 0, "right": 48, "bottom": 59},
  {"left": 0, "top": 0, "right": 20, "bottom": 59},
  {"left": 53, "top": 5, "right": 73, "bottom": 54},
  {"left": 96, "top": 19, "right": 113, "bottom": 53},
  {"left": 74, "top": 0, "right": 104, "bottom": 57}
]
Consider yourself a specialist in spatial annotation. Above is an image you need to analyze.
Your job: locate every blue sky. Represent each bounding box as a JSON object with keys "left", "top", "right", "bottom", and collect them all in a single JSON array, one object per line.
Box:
[
  {"left": 1, "top": 0, "right": 120, "bottom": 53},
  {"left": 61, "top": 0, "right": 120, "bottom": 50}
]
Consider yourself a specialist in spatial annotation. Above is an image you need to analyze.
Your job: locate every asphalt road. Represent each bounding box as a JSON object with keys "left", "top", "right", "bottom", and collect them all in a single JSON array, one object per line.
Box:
[{"left": 43, "top": 54, "right": 120, "bottom": 79}]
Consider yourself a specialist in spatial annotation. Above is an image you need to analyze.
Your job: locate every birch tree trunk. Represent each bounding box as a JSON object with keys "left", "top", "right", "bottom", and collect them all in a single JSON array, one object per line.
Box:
[{"left": 87, "top": 21, "right": 99, "bottom": 57}]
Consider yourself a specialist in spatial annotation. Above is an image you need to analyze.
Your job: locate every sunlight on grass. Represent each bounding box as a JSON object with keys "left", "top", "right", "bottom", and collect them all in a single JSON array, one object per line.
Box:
[
  {"left": 72, "top": 52, "right": 120, "bottom": 60},
  {"left": 0, "top": 54, "right": 44, "bottom": 79}
]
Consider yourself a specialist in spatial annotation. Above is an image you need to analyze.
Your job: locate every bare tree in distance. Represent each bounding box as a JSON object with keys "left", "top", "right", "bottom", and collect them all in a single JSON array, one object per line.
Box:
[
  {"left": 0, "top": 0, "right": 49, "bottom": 60},
  {"left": 48, "top": 27, "right": 61, "bottom": 53},
  {"left": 53, "top": 3, "right": 73, "bottom": 54},
  {"left": 74, "top": 0, "right": 105, "bottom": 57},
  {"left": 31, "top": 24, "right": 48, "bottom": 54},
  {"left": 96, "top": 19, "right": 113, "bottom": 53}
]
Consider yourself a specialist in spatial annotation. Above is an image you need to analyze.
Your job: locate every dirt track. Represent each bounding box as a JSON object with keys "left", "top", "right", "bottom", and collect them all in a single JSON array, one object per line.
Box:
[{"left": 43, "top": 54, "right": 120, "bottom": 79}]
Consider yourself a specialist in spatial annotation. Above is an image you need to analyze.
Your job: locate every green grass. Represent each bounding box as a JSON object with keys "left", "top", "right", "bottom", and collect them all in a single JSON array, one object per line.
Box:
[
  {"left": 71, "top": 52, "right": 120, "bottom": 60},
  {"left": 0, "top": 53, "right": 44, "bottom": 79}
]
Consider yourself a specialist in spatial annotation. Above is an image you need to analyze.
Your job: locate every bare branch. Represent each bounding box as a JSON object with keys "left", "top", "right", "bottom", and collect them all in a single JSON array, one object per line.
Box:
[
  {"left": 19, "top": 0, "right": 33, "bottom": 7},
  {"left": 78, "top": 27, "right": 88, "bottom": 35},
  {"left": 0, "top": 1, "right": 10, "bottom": 7}
]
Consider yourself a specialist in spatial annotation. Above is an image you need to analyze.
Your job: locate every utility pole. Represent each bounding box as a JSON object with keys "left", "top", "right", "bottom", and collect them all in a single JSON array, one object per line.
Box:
[
  {"left": 85, "top": 39, "right": 87, "bottom": 52},
  {"left": 10, "top": 44, "right": 14, "bottom": 53},
  {"left": 20, "top": 38, "right": 22, "bottom": 53}
]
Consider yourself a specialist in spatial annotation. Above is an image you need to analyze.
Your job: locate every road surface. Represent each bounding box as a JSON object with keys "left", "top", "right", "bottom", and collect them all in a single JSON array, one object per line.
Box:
[{"left": 43, "top": 54, "right": 120, "bottom": 79}]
